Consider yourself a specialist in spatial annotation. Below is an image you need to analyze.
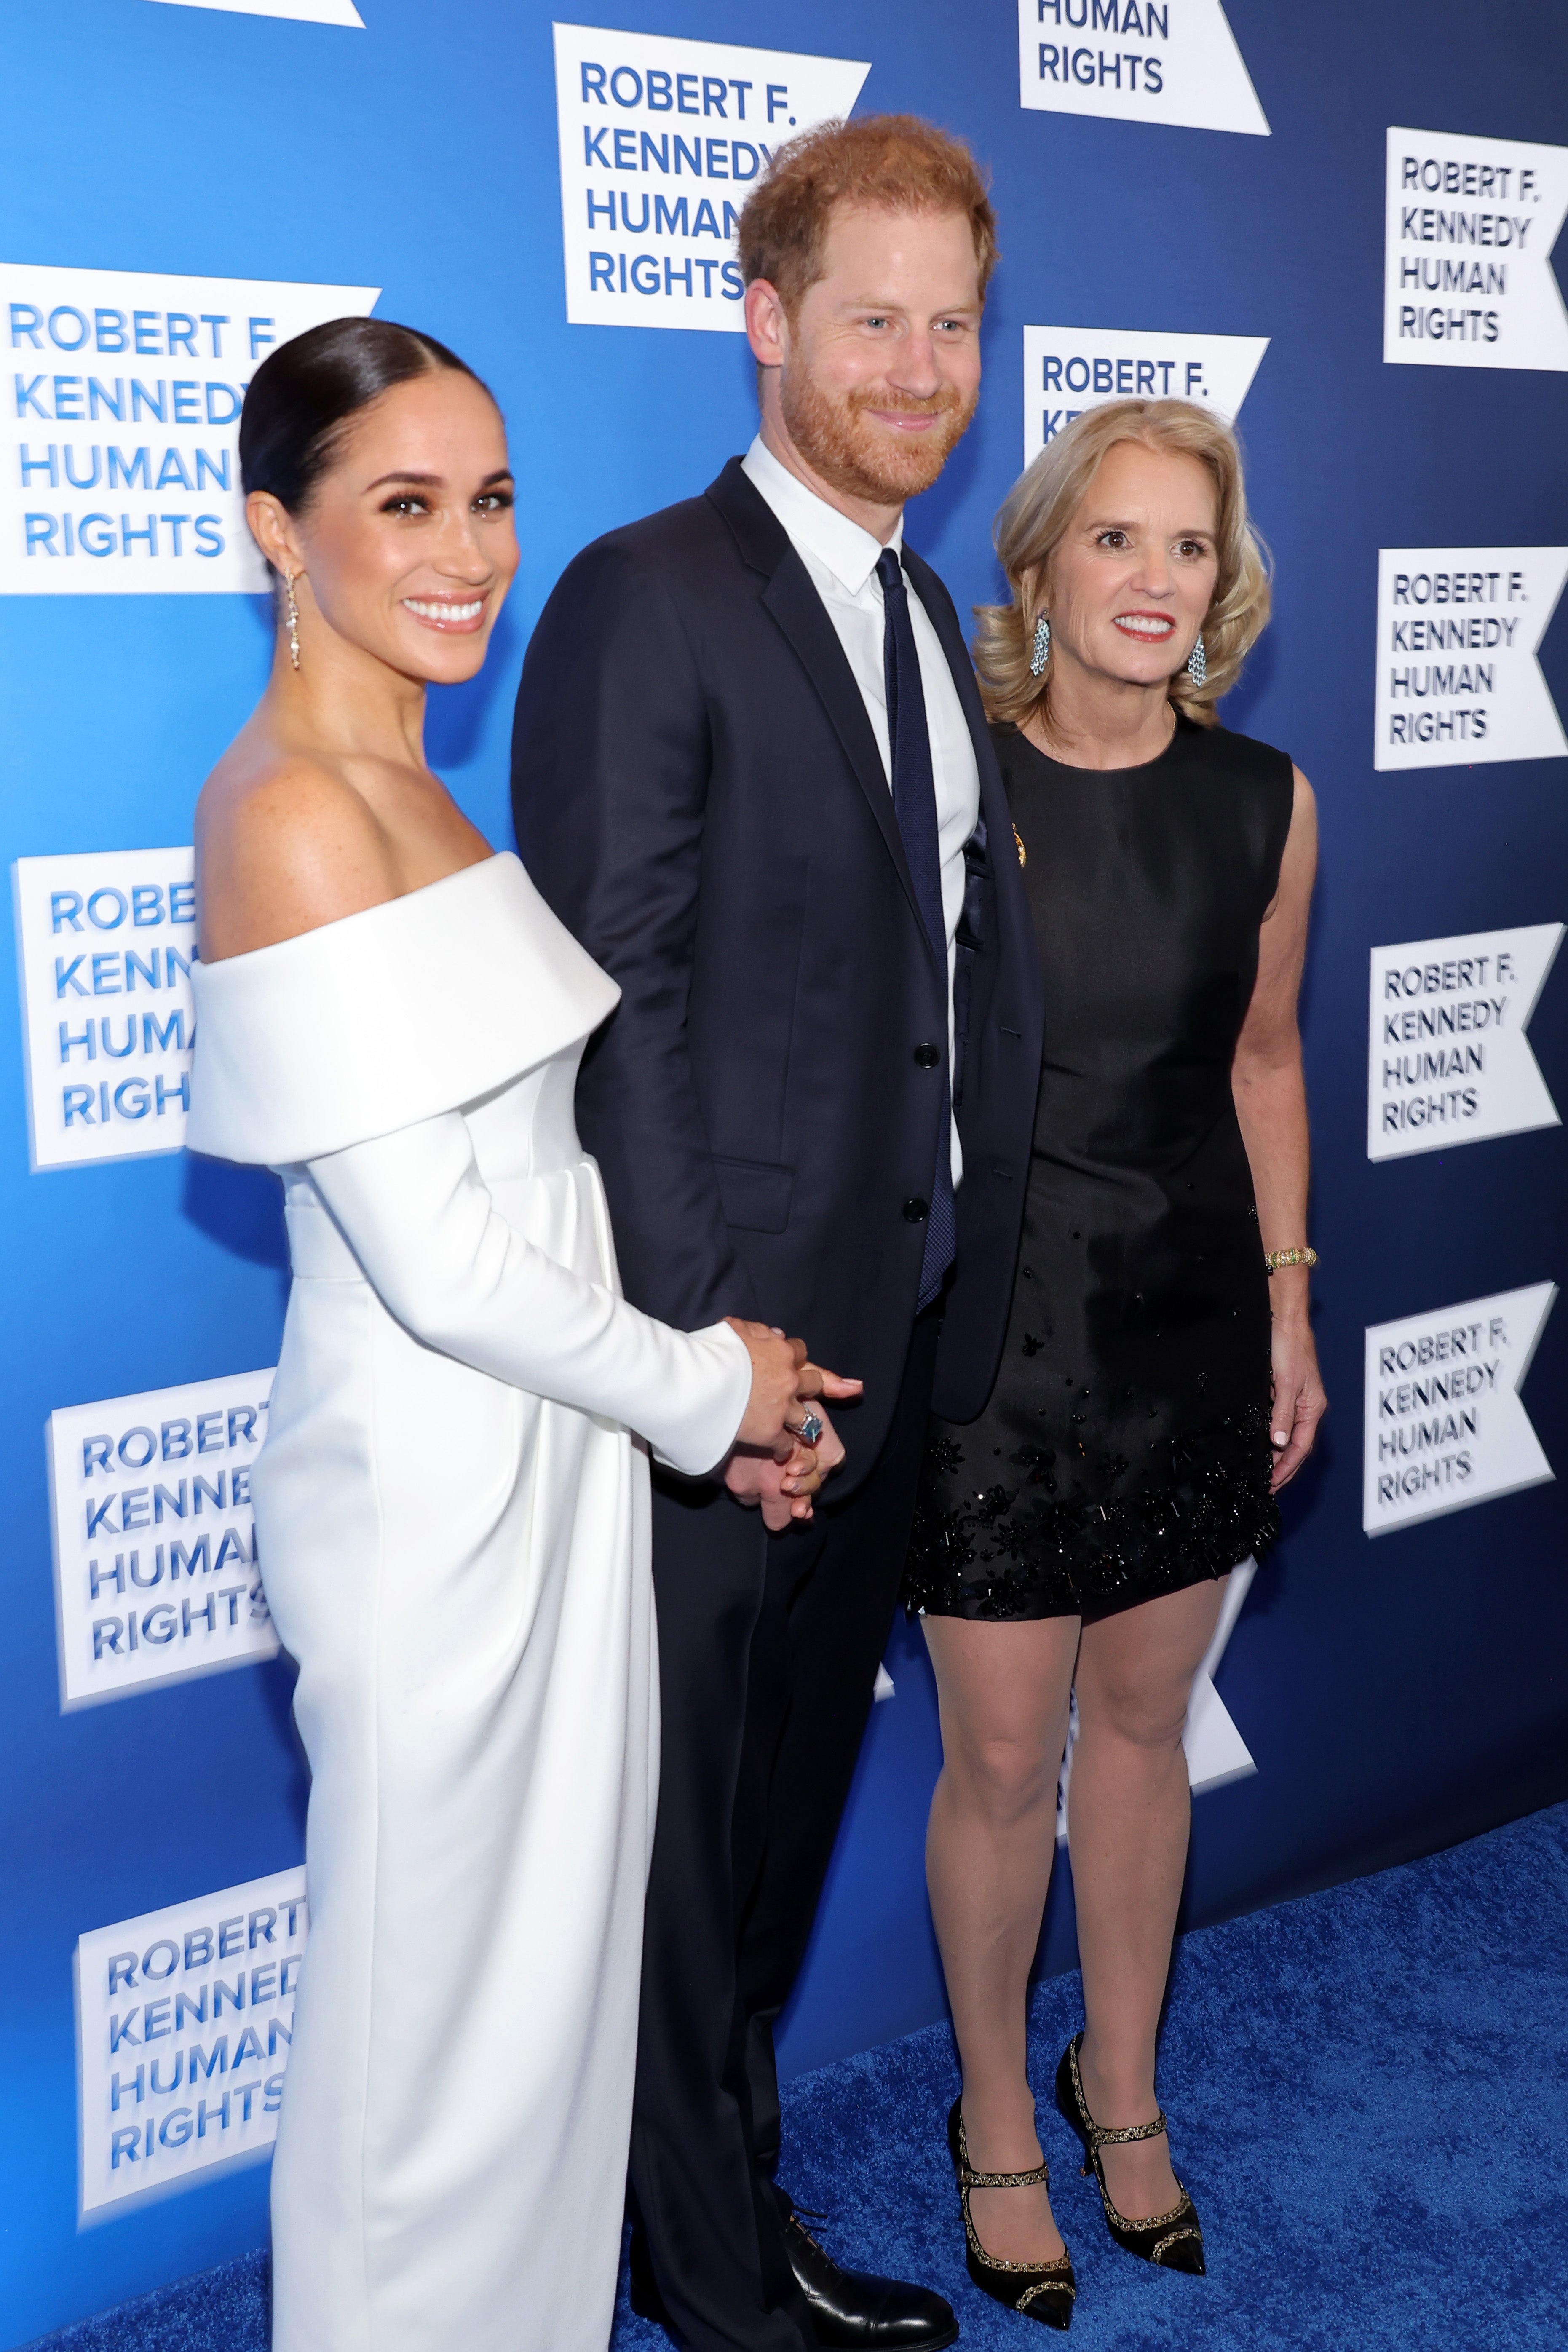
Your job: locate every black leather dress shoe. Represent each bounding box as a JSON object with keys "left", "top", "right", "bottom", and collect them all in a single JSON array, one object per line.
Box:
[{"left": 781, "top": 2209, "right": 959, "bottom": 2351}]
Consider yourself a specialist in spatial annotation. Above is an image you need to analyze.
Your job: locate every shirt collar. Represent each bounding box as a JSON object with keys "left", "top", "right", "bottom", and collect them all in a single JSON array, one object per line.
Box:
[{"left": 742, "top": 433, "right": 904, "bottom": 595}]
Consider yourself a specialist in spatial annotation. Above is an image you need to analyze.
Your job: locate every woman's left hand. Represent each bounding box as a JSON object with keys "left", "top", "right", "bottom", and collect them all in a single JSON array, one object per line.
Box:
[{"left": 1268, "top": 1313, "right": 1327, "bottom": 1490}]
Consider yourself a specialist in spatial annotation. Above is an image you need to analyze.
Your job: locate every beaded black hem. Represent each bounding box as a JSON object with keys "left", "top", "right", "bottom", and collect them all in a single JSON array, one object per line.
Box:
[{"left": 904, "top": 1399, "right": 1280, "bottom": 1623}]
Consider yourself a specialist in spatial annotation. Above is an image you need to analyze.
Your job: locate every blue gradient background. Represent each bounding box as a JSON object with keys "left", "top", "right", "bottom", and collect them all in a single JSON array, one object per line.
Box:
[{"left": 2, "top": 0, "right": 1565, "bottom": 2338}]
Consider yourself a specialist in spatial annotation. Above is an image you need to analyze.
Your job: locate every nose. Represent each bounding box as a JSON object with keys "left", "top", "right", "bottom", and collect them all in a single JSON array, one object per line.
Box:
[
  {"left": 887, "top": 324, "right": 943, "bottom": 399},
  {"left": 1132, "top": 544, "right": 1173, "bottom": 598},
  {"left": 432, "top": 504, "right": 494, "bottom": 583}
]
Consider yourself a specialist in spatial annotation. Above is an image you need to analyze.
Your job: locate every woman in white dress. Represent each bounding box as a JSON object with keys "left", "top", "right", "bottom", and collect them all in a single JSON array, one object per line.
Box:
[{"left": 187, "top": 319, "right": 854, "bottom": 2352}]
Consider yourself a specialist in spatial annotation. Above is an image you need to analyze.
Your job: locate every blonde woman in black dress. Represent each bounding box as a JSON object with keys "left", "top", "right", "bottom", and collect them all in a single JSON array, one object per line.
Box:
[{"left": 908, "top": 400, "right": 1325, "bottom": 2326}]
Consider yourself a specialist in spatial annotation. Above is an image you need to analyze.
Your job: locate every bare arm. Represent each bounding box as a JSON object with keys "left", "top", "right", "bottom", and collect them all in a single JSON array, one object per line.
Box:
[{"left": 1231, "top": 765, "right": 1326, "bottom": 1490}]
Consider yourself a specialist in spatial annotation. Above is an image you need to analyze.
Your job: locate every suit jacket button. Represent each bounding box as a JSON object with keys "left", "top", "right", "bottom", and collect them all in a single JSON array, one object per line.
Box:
[
  {"left": 913, "top": 1042, "right": 940, "bottom": 1068},
  {"left": 902, "top": 1196, "right": 929, "bottom": 1223}
]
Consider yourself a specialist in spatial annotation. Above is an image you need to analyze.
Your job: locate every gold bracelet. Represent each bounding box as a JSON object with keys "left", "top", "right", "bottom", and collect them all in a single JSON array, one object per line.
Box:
[{"left": 1264, "top": 1247, "right": 1318, "bottom": 1273}]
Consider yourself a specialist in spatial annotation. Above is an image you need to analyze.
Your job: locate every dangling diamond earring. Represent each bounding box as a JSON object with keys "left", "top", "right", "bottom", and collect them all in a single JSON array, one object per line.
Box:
[
  {"left": 1029, "top": 611, "right": 1051, "bottom": 677},
  {"left": 1186, "top": 631, "right": 1207, "bottom": 688},
  {"left": 285, "top": 571, "right": 301, "bottom": 672}
]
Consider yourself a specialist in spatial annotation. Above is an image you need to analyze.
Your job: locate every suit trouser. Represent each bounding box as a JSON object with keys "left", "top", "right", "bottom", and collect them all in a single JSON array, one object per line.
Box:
[{"left": 629, "top": 1309, "right": 941, "bottom": 2352}]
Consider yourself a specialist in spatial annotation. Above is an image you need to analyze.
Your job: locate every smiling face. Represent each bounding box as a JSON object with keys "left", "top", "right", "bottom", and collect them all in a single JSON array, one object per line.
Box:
[
  {"left": 1040, "top": 437, "right": 1220, "bottom": 690},
  {"left": 751, "top": 201, "right": 983, "bottom": 511},
  {"left": 248, "top": 368, "right": 519, "bottom": 685}
]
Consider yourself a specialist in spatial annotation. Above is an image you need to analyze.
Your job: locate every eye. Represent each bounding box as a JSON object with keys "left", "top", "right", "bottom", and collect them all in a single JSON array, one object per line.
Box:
[
  {"left": 474, "top": 489, "right": 514, "bottom": 514},
  {"left": 380, "top": 494, "right": 428, "bottom": 517},
  {"left": 1176, "top": 537, "right": 1212, "bottom": 560},
  {"left": 1096, "top": 529, "right": 1131, "bottom": 550},
  {"left": 862, "top": 314, "right": 889, "bottom": 330}
]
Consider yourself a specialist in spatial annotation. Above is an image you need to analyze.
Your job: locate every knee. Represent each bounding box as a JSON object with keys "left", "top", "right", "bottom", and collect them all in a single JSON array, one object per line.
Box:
[
  {"left": 946, "top": 1730, "right": 1059, "bottom": 1827},
  {"left": 1078, "top": 1669, "right": 1192, "bottom": 1755}
]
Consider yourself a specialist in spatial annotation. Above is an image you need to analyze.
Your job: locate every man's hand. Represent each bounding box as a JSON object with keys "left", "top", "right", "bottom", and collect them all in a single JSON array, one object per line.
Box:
[{"left": 726, "top": 1446, "right": 818, "bottom": 1530}]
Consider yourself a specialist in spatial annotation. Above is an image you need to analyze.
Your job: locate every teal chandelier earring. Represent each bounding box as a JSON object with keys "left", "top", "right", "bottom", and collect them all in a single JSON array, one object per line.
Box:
[
  {"left": 1030, "top": 611, "right": 1051, "bottom": 677},
  {"left": 1186, "top": 631, "right": 1207, "bottom": 688}
]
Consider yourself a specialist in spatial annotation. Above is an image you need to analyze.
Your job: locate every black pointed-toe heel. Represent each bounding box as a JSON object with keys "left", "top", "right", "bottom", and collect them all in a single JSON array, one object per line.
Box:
[
  {"left": 1053, "top": 2036, "right": 1204, "bottom": 2274},
  {"left": 946, "top": 2099, "right": 1076, "bottom": 2329}
]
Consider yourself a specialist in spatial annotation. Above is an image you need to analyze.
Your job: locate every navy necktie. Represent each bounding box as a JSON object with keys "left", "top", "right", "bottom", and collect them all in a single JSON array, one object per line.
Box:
[{"left": 876, "top": 546, "right": 956, "bottom": 1311}]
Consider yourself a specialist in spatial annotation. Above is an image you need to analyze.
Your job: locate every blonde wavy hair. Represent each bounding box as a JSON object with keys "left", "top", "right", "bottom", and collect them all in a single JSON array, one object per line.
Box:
[{"left": 974, "top": 399, "right": 1271, "bottom": 729}]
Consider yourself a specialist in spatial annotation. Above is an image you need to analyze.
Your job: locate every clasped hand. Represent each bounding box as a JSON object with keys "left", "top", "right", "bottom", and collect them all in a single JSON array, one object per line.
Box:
[{"left": 724, "top": 1319, "right": 862, "bottom": 1530}]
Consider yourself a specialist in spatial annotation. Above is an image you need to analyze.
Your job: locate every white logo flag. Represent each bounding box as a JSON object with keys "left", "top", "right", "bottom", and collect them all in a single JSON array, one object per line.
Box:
[
  {"left": 12, "top": 848, "right": 199, "bottom": 1169},
  {"left": 146, "top": 0, "right": 364, "bottom": 20},
  {"left": 1369, "top": 924, "right": 1563, "bottom": 1161},
  {"left": 1363, "top": 1284, "right": 1556, "bottom": 1536},
  {"left": 1385, "top": 127, "right": 1568, "bottom": 371},
  {"left": 77, "top": 1868, "right": 307, "bottom": 2216},
  {"left": 0, "top": 263, "right": 378, "bottom": 594},
  {"left": 48, "top": 1368, "right": 279, "bottom": 1709},
  {"left": 554, "top": 24, "right": 869, "bottom": 332},
  {"left": 1022, "top": 327, "right": 1267, "bottom": 465},
  {"left": 1019, "top": 0, "right": 1268, "bottom": 137},
  {"left": 1373, "top": 546, "right": 1568, "bottom": 771}
]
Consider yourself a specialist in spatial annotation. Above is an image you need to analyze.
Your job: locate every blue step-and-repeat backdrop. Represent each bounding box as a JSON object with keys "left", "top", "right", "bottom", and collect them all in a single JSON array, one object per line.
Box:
[{"left": 4, "top": 0, "right": 1566, "bottom": 2338}]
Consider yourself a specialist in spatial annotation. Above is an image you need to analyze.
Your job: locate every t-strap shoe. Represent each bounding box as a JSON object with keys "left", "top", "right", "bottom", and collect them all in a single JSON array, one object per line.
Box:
[
  {"left": 1053, "top": 2035, "right": 1205, "bottom": 2274},
  {"left": 946, "top": 2099, "right": 1076, "bottom": 2330}
]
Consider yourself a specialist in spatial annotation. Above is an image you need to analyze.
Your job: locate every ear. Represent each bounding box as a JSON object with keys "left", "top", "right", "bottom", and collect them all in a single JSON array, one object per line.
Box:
[
  {"left": 744, "top": 277, "right": 790, "bottom": 373},
  {"left": 246, "top": 490, "right": 305, "bottom": 580}
]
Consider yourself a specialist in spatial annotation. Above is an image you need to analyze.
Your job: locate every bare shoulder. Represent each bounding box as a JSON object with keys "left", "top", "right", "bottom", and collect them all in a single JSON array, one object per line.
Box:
[{"left": 197, "top": 749, "right": 399, "bottom": 963}]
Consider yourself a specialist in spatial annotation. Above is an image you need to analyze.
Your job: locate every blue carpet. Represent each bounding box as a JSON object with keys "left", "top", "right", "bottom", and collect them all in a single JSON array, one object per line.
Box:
[{"left": 33, "top": 1801, "right": 1568, "bottom": 2350}]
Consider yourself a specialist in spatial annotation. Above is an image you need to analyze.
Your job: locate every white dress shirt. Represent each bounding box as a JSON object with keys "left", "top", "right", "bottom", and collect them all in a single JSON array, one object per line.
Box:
[{"left": 741, "top": 434, "right": 980, "bottom": 1185}]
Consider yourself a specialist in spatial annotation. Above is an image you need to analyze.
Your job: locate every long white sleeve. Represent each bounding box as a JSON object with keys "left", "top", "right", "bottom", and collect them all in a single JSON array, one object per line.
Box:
[{"left": 303, "top": 1109, "right": 752, "bottom": 1479}]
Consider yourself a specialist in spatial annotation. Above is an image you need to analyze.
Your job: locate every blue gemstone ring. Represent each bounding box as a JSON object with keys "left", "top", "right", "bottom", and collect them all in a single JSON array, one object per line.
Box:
[{"left": 789, "top": 1410, "right": 825, "bottom": 1448}]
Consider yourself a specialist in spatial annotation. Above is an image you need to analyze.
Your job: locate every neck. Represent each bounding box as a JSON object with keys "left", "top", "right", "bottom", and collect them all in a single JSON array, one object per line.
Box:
[
  {"left": 263, "top": 613, "right": 429, "bottom": 772},
  {"left": 757, "top": 398, "right": 903, "bottom": 546},
  {"left": 1030, "top": 653, "right": 1177, "bottom": 771}
]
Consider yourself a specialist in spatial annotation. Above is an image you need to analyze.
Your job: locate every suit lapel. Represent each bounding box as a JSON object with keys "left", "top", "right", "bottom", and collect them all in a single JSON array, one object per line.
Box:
[
  {"left": 707, "top": 462, "right": 927, "bottom": 939},
  {"left": 903, "top": 545, "right": 1044, "bottom": 1037}
]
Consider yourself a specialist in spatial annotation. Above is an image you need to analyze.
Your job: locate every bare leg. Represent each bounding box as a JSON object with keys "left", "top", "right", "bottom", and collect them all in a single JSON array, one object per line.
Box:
[
  {"left": 1067, "top": 1576, "right": 1228, "bottom": 2220},
  {"left": 922, "top": 1613, "right": 1080, "bottom": 2261}
]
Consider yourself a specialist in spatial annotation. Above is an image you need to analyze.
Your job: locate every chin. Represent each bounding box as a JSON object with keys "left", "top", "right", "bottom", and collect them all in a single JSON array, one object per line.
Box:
[{"left": 401, "top": 632, "right": 492, "bottom": 685}]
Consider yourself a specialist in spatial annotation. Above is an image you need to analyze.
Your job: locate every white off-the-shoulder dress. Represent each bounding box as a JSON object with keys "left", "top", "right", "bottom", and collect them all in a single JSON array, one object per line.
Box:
[{"left": 187, "top": 853, "right": 751, "bottom": 2352}]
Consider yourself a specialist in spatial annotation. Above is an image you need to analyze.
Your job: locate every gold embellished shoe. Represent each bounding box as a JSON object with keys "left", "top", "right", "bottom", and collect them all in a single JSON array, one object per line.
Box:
[
  {"left": 1053, "top": 2036, "right": 1204, "bottom": 2274},
  {"left": 947, "top": 2098, "right": 1076, "bottom": 2329}
]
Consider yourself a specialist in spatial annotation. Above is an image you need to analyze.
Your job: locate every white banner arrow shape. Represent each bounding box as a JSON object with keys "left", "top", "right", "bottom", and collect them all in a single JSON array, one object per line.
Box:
[
  {"left": 147, "top": 0, "right": 365, "bottom": 19},
  {"left": 1373, "top": 546, "right": 1568, "bottom": 771},
  {"left": 1022, "top": 327, "right": 1268, "bottom": 466},
  {"left": 1385, "top": 126, "right": 1568, "bottom": 371},
  {"left": 1369, "top": 922, "right": 1564, "bottom": 1161},
  {"left": 1364, "top": 1283, "right": 1556, "bottom": 1536},
  {"left": 1020, "top": 0, "right": 1268, "bottom": 136}
]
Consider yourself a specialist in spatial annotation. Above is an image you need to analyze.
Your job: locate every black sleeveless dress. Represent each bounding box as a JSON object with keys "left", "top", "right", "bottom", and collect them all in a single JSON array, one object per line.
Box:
[{"left": 907, "top": 713, "right": 1294, "bottom": 1624}]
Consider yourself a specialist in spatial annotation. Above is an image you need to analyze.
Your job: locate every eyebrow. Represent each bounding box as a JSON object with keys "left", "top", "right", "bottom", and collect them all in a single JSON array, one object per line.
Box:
[
  {"left": 362, "top": 467, "right": 515, "bottom": 492},
  {"left": 1084, "top": 516, "right": 1215, "bottom": 533}
]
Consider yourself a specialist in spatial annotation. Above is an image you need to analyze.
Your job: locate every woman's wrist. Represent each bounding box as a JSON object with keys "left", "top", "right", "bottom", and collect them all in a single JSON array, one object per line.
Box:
[{"left": 1268, "top": 1262, "right": 1313, "bottom": 1326}]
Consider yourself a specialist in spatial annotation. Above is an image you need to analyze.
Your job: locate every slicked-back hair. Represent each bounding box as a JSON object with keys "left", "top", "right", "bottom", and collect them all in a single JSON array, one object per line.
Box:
[
  {"left": 239, "top": 316, "right": 485, "bottom": 522},
  {"left": 737, "top": 113, "right": 998, "bottom": 318},
  {"left": 975, "top": 399, "right": 1271, "bottom": 729}
]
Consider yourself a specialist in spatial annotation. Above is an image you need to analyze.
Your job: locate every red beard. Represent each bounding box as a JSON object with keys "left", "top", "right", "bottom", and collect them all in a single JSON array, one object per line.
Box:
[{"left": 780, "top": 368, "right": 976, "bottom": 507}]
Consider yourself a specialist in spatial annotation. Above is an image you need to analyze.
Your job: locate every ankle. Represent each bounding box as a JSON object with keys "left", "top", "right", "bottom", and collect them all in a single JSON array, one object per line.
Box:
[
  {"left": 959, "top": 2078, "right": 1041, "bottom": 2161},
  {"left": 1076, "top": 2037, "right": 1157, "bottom": 2129}
]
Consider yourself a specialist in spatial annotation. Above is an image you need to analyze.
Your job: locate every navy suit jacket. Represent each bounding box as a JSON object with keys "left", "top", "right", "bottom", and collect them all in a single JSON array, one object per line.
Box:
[{"left": 511, "top": 457, "right": 1044, "bottom": 1488}]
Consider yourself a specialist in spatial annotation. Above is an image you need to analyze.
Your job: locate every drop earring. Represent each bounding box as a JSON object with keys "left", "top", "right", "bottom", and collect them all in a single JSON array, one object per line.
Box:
[
  {"left": 1186, "top": 631, "right": 1207, "bottom": 688},
  {"left": 285, "top": 571, "right": 301, "bottom": 672},
  {"left": 1030, "top": 611, "right": 1051, "bottom": 677}
]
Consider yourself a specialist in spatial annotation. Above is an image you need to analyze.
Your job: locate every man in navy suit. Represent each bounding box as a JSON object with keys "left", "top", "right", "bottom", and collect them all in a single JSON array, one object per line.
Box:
[{"left": 513, "top": 116, "right": 1043, "bottom": 2352}]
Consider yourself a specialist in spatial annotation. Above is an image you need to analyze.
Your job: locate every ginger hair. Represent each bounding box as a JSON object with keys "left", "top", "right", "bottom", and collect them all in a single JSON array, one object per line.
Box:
[{"left": 737, "top": 113, "right": 998, "bottom": 318}]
